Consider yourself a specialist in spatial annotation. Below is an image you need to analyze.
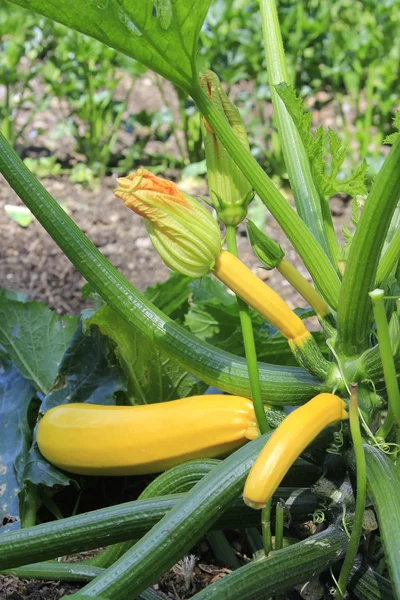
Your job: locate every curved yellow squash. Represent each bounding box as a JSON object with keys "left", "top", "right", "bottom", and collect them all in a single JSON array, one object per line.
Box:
[
  {"left": 213, "top": 250, "right": 308, "bottom": 341},
  {"left": 243, "top": 393, "right": 348, "bottom": 509},
  {"left": 37, "top": 395, "right": 259, "bottom": 476}
]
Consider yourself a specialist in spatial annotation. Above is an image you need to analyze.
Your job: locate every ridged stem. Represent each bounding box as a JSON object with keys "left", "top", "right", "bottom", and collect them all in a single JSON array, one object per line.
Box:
[
  {"left": 363, "top": 445, "right": 400, "bottom": 598},
  {"left": 274, "top": 501, "right": 284, "bottom": 551},
  {"left": 0, "top": 132, "right": 324, "bottom": 406},
  {"left": 258, "top": 0, "right": 336, "bottom": 262},
  {"left": 261, "top": 499, "right": 273, "bottom": 555},
  {"left": 376, "top": 227, "right": 400, "bottom": 287},
  {"left": 337, "top": 137, "right": 400, "bottom": 357},
  {"left": 226, "top": 226, "right": 269, "bottom": 434},
  {"left": 337, "top": 385, "right": 367, "bottom": 597},
  {"left": 192, "top": 89, "right": 341, "bottom": 309},
  {"left": 370, "top": 289, "right": 400, "bottom": 446},
  {"left": 188, "top": 526, "right": 348, "bottom": 600}
]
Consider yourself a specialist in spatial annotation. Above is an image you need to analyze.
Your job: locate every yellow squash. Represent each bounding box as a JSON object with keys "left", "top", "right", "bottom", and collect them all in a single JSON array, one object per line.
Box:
[
  {"left": 37, "top": 395, "right": 259, "bottom": 476},
  {"left": 243, "top": 393, "right": 348, "bottom": 509},
  {"left": 213, "top": 249, "right": 309, "bottom": 341}
]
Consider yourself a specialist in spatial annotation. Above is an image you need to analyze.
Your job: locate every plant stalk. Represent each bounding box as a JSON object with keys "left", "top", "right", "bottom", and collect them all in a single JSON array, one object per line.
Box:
[
  {"left": 337, "top": 385, "right": 366, "bottom": 598},
  {"left": 258, "top": 0, "right": 337, "bottom": 262},
  {"left": 370, "top": 289, "right": 400, "bottom": 447},
  {"left": 274, "top": 501, "right": 284, "bottom": 551},
  {"left": 337, "top": 137, "right": 400, "bottom": 357},
  {"left": 226, "top": 226, "right": 269, "bottom": 434},
  {"left": 261, "top": 499, "right": 273, "bottom": 556},
  {"left": 376, "top": 227, "right": 400, "bottom": 287}
]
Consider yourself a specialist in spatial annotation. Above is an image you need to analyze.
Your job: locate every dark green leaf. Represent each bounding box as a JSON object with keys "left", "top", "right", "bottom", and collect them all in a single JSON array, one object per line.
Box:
[
  {"left": 0, "top": 296, "right": 77, "bottom": 395},
  {"left": 7, "top": 0, "right": 212, "bottom": 91},
  {"left": 143, "top": 272, "right": 193, "bottom": 318},
  {"left": 0, "top": 359, "right": 35, "bottom": 530},
  {"left": 22, "top": 442, "right": 73, "bottom": 491},
  {"left": 41, "top": 318, "right": 127, "bottom": 413},
  {"left": 89, "top": 305, "right": 207, "bottom": 405}
]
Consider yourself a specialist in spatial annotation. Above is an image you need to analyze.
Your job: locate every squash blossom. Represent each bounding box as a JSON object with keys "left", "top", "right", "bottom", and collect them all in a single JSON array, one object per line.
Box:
[{"left": 114, "top": 168, "right": 222, "bottom": 277}]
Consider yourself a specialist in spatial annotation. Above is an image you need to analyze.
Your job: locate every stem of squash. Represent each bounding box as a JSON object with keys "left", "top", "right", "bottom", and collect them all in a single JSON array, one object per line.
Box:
[{"left": 225, "top": 225, "right": 269, "bottom": 435}]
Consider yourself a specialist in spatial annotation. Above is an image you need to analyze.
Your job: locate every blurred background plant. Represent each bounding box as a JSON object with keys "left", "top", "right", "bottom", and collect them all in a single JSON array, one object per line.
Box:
[{"left": 0, "top": 0, "right": 399, "bottom": 186}]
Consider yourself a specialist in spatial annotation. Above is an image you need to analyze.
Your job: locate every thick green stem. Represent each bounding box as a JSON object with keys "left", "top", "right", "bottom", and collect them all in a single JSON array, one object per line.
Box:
[
  {"left": 0, "top": 486, "right": 318, "bottom": 572},
  {"left": 337, "top": 385, "right": 367, "bottom": 597},
  {"left": 192, "top": 88, "right": 341, "bottom": 310},
  {"left": 0, "top": 132, "right": 324, "bottom": 406},
  {"left": 363, "top": 445, "right": 400, "bottom": 598},
  {"left": 376, "top": 227, "right": 400, "bottom": 287},
  {"left": 185, "top": 526, "right": 348, "bottom": 600},
  {"left": 337, "top": 137, "right": 400, "bottom": 357},
  {"left": 370, "top": 289, "right": 400, "bottom": 445},
  {"left": 226, "top": 226, "right": 269, "bottom": 434},
  {"left": 258, "top": 0, "right": 336, "bottom": 262}
]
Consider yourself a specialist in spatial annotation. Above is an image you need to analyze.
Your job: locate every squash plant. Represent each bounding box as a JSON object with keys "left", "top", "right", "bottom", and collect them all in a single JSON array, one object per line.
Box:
[{"left": 1, "top": 1, "right": 400, "bottom": 599}]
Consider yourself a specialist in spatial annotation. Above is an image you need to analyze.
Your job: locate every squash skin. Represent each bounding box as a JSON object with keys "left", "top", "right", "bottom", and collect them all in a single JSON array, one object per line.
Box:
[
  {"left": 213, "top": 249, "right": 308, "bottom": 340},
  {"left": 243, "top": 393, "right": 348, "bottom": 509},
  {"left": 37, "top": 395, "right": 259, "bottom": 476}
]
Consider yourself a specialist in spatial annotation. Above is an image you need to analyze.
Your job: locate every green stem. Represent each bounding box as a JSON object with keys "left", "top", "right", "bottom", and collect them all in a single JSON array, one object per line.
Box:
[
  {"left": 226, "top": 225, "right": 269, "bottom": 434},
  {"left": 363, "top": 445, "right": 400, "bottom": 598},
  {"left": 192, "top": 87, "right": 341, "bottom": 310},
  {"left": 337, "top": 137, "right": 400, "bottom": 357},
  {"left": 370, "top": 289, "right": 400, "bottom": 445},
  {"left": 337, "top": 385, "right": 366, "bottom": 598},
  {"left": 376, "top": 227, "right": 400, "bottom": 287},
  {"left": 21, "top": 483, "right": 38, "bottom": 529},
  {"left": 261, "top": 499, "right": 273, "bottom": 556},
  {"left": 206, "top": 531, "right": 241, "bottom": 570},
  {"left": 258, "top": 0, "right": 336, "bottom": 262},
  {"left": 0, "top": 132, "right": 324, "bottom": 406},
  {"left": 274, "top": 501, "right": 284, "bottom": 551}
]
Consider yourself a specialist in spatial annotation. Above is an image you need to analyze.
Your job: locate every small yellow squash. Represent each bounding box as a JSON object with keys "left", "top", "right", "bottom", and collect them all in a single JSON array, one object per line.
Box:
[
  {"left": 37, "top": 395, "right": 259, "bottom": 476},
  {"left": 243, "top": 393, "right": 348, "bottom": 509}
]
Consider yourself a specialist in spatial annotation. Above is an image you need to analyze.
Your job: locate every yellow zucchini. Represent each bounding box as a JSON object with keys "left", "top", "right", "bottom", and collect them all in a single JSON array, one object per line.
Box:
[
  {"left": 37, "top": 395, "right": 259, "bottom": 476},
  {"left": 213, "top": 249, "right": 308, "bottom": 341},
  {"left": 243, "top": 393, "right": 348, "bottom": 509}
]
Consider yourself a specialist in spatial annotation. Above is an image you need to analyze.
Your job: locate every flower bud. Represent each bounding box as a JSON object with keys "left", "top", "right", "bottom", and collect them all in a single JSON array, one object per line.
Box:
[
  {"left": 114, "top": 168, "right": 222, "bottom": 277},
  {"left": 200, "top": 70, "right": 252, "bottom": 226}
]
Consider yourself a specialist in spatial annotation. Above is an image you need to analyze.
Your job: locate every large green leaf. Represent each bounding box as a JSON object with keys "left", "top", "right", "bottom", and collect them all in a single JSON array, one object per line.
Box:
[
  {"left": 89, "top": 304, "right": 207, "bottom": 405},
  {"left": 6, "top": 0, "right": 212, "bottom": 91},
  {"left": 0, "top": 359, "right": 35, "bottom": 531},
  {"left": 41, "top": 318, "right": 127, "bottom": 412},
  {"left": 144, "top": 272, "right": 193, "bottom": 320},
  {"left": 0, "top": 297, "right": 77, "bottom": 395}
]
